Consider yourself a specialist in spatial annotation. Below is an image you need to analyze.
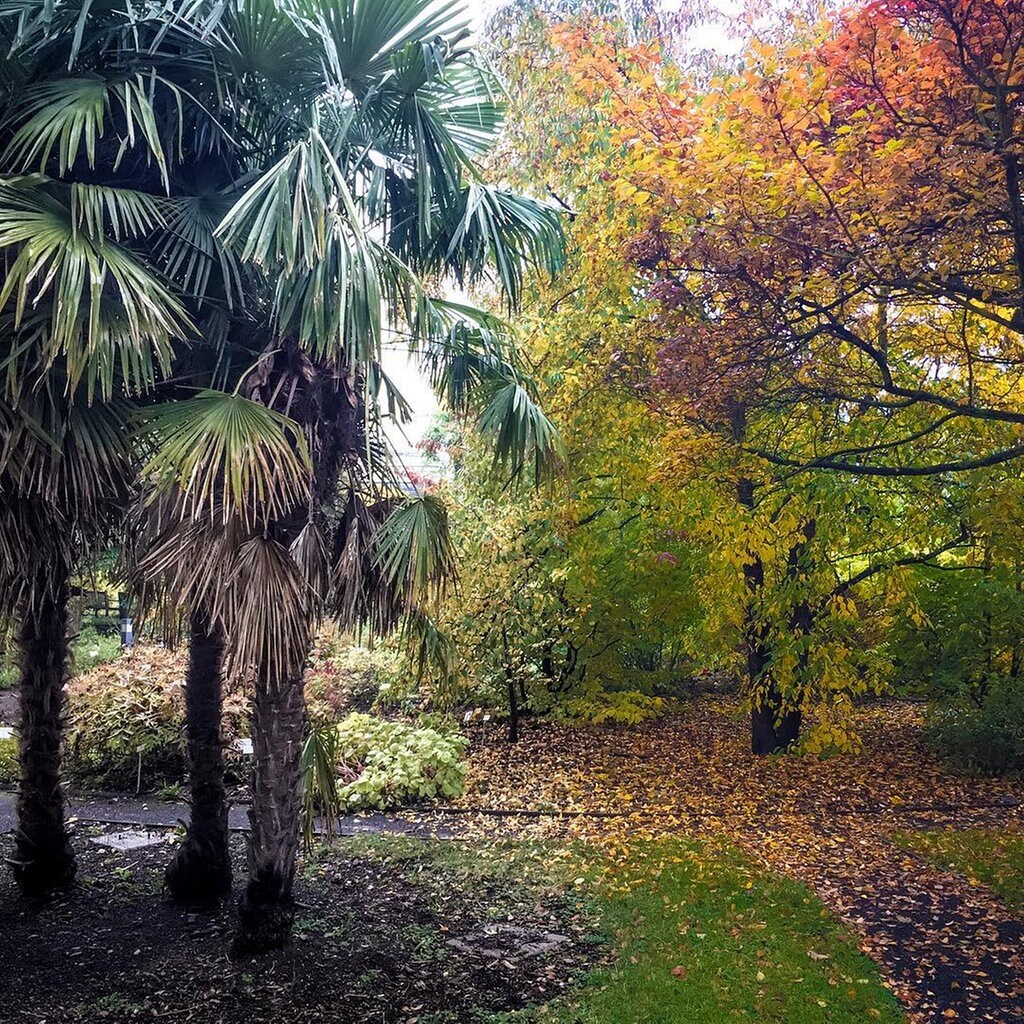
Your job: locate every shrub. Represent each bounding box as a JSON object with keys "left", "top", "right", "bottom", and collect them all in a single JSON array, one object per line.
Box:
[
  {"left": 73, "top": 626, "right": 123, "bottom": 673},
  {"left": 0, "top": 735, "right": 16, "bottom": 784},
  {"left": 64, "top": 644, "right": 251, "bottom": 790},
  {"left": 555, "top": 689, "right": 669, "bottom": 726},
  {"left": 305, "top": 637, "right": 402, "bottom": 719},
  {"left": 923, "top": 679, "right": 1024, "bottom": 775},
  {"left": 66, "top": 652, "right": 186, "bottom": 789},
  {"left": 330, "top": 712, "right": 469, "bottom": 810}
]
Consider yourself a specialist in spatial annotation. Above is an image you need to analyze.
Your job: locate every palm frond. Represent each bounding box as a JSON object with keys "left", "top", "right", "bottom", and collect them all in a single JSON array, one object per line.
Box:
[
  {"left": 439, "top": 183, "right": 565, "bottom": 307},
  {"left": 0, "top": 387, "right": 136, "bottom": 617},
  {"left": 6, "top": 74, "right": 175, "bottom": 188},
  {"left": 404, "top": 608, "right": 459, "bottom": 691},
  {"left": 139, "top": 390, "right": 312, "bottom": 528},
  {"left": 317, "top": 0, "right": 471, "bottom": 88},
  {"left": 372, "top": 493, "right": 455, "bottom": 605},
  {"left": 0, "top": 176, "right": 186, "bottom": 397},
  {"left": 476, "top": 380, "right": 563, "bottom": 480},
  {"left": 301, "top": 723, "right": 340, "bottom": 851},
  {"left": 219, "top": 533, "right": 312, "bottom": 685}
]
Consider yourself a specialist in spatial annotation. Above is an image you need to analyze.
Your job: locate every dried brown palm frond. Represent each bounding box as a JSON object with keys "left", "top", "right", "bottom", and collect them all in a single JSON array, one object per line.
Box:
[{"left": 0, "top": 386, "right": 136, "bottom": 618}]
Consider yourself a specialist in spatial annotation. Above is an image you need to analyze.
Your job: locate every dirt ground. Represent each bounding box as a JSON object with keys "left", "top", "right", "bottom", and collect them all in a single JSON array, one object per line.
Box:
[{"left": 0, "top": 830, "right": 598, "bottom": 1024}]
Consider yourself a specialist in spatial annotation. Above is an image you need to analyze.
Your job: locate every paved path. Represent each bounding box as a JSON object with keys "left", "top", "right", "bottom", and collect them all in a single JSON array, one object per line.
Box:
[
  {"left": 0, "top": 790, "right": 453, "bottom": 839},
  {"left": 737, "top": 811, "right": 1024, "bottom": 1024}
]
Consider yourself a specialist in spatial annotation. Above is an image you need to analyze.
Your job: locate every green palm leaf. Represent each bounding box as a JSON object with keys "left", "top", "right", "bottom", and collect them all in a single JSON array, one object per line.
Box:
[
  {"left": 477, "top": 380, "right": 563, "bottom": 480},
  {"left": 139, "top": 390, "right": 312, "bottom": 528},
  {"left": 6, "top": 75, "right": 175, "bottom": 188},
  {"left": 0, "top": 176, "right": 186, "bottom": 397},
  {"left": 372, "top": 493, "right": 455, "bottom": 604}
]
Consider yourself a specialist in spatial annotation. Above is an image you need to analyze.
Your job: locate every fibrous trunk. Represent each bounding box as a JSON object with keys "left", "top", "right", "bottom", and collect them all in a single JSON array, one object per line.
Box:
[
  {"left": 165, "top": 607, "right": 231, "bottom": 904},
  {"left": 233, "top": 671, "right": 306, "bottom": 954},
  {"left": 13, "top": 571, "right": 75, "bottom": 895}
]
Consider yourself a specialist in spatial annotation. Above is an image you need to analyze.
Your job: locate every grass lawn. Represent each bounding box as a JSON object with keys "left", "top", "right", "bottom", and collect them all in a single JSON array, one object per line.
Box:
[
  {"left": 895, "top": 828, "right": 1024, "bottom": 913},
  {"left": 354, "top": 835, "right": 904, "bottom": 1024}
]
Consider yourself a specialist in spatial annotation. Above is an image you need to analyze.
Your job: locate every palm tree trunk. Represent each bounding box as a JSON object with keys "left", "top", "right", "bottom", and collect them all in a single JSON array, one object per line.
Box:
[
  {"left": 233, "top": 670, "right": 306, "bottom": 954},
  {"left": 13, "top": 570, "right": 75, "bottom": 895},
  {"left": 165, "top": 607, "right": 231, "bottom": 904}
]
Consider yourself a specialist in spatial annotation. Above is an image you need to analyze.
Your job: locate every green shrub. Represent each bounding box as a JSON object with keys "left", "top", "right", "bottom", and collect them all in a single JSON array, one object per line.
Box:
[
  {"left": 65, "top": 650, "right": 187, "bottom": 789},
  {"left": 67, "top": 683, "right": 185, "bottom": 788},
  {"left": 305, "top": 638, "right": 402, "bottom": 718},
  {"left": 332, "top": 712, "right": 469, "bottom": 810},
  {"left": 554, "top": 689, "right": 669, "bottom": 726},
  {"left": 73, "top": 626, "right": 123, "bottom": 673},
  {"left": 923, "top": 679, "right": 1024, "bottom": 774},
  {"left": 0, "top": 735, "right": 16, "bottom": 784}
]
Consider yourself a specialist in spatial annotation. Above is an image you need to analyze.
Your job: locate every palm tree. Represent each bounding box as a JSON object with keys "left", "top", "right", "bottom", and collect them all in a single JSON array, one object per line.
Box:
[
  {"left": 0, "top": 0, "right": 309, "bottom": 904},
  {"left": 0, "top": 2, "right": 199, "bottom": 893},
  {"left": 2, "top": 0, "right": 562, "bottom": 938},
  {"left": 0, "top": 395, "right": 139, "bottom": 893},
  {"left": 131, "top": 0, "right": 564, "bottom": 949}
]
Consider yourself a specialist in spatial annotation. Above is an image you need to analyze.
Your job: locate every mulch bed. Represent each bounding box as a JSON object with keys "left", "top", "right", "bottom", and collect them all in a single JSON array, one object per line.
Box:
[{"left": 0, "top": 830, "right": 598, "bottom": 1023}]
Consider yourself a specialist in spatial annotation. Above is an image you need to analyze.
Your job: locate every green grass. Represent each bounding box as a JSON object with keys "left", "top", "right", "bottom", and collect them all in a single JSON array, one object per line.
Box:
[
  {"left": 337, "top": 835, "right": 903, "bottom": 1024},
  {"left": 71, "top": 627, "right": 123, "bottom": 673},
  {"left": 895, "top": 829, "right": 1024, "bottom": 912},
  {"left": 534, "top": 840, "right": 903, "bottom": 1024}
]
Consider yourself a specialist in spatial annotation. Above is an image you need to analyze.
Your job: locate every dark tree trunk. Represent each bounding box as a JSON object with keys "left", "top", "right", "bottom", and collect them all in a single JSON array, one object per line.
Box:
[
  {"left": 165, "top": 608, "right": 231, "bottom": 904},
  {"left": 13, "top": 571, "right": 75, "bottom": 895},
  {"left": 233, "top": 671, "right": 306, "bottom": 954},
  {"left": 507, "top": 676, "right": 520, "bottom": 744},
  {"left": 502, "top": 626, "right": 519, "bottom": 743},
  {"left": 751, "top": 693, "right": 802, "bottom": 755},
  {"left": 736, "top": 471, "right": 790, "bottom": 756},
  {"left": 752, "top": 520, "right": 816, "bottom": 755}
]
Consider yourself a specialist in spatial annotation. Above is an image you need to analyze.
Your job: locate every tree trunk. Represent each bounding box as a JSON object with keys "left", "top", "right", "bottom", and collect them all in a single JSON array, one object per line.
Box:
[
  {"left": 502, "top": 626, "right": 519, "bottom": 743},
  {"left": 752, "top": 520, "right": 816, "bottom": 755},
  {"left": 165, "top": 607, "right": 231, "bottom": 905},
  {"left": 233, "top": 671, "right": 306, "bottom": 954},
  {"left": 13, "top": 571, "right": 75, "bottom": 895},
  {"left": 751, "top": 692, "right": 802, "bottom": 755}
]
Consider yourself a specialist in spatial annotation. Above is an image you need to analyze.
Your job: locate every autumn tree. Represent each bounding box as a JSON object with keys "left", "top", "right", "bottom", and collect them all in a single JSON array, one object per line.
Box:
[{"left": 484, "top": 5, "right": 1006, "bottom": 753}]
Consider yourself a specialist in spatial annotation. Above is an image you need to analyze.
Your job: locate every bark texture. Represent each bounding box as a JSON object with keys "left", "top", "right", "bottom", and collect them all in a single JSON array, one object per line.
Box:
[
  {"left": 165, "top": 608, "right": 231, "bottom": 904},
  {"left": 750, "top": 696, "right": 802, "bottom": 755},
  {"left": 233, "top": 672, "right": 306, "bottom": 954},
  {"left": 13, "top": 572, "right": 75, "bottom": 895}
]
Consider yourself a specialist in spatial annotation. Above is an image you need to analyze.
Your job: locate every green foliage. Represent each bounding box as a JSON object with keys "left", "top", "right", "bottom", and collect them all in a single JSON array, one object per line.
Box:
[
  {"left": 66, "top": 674, "right": 184, "bottom": 789},
  {"left": 301, "top": 723, "right": 341, "bottom": 851},
  {"left": 333, "top": 713, "right": 469, "bottom": 810},
  {"left": 923, "top": 680, "right": 1024, "bottom": 775},
  {"left": 72, "top": 626, "right": 123, "bottom": 674},
  {"left": 0, "top": 735, "right": 16, "bottom": 784},
  {"left": 893, "top": 562, "right": 1024, "bottom": 701},
  {"left": 555, "top": 690, "right": 668, "bottom": 725},
  {"left": 895, "top": 829, "right": 1024, "bottom": 913},
  {"left": 305, "top": 637, "right": 402, "bottom": 718}
]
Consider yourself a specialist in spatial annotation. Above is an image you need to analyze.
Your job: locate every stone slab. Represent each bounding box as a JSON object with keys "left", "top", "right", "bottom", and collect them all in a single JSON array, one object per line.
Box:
[
  {"left": 89, "top": 829, "right": 168, "bottom": 851},
  {"left": 448, "top": 923, "right": 569, "bottom": 961}
]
